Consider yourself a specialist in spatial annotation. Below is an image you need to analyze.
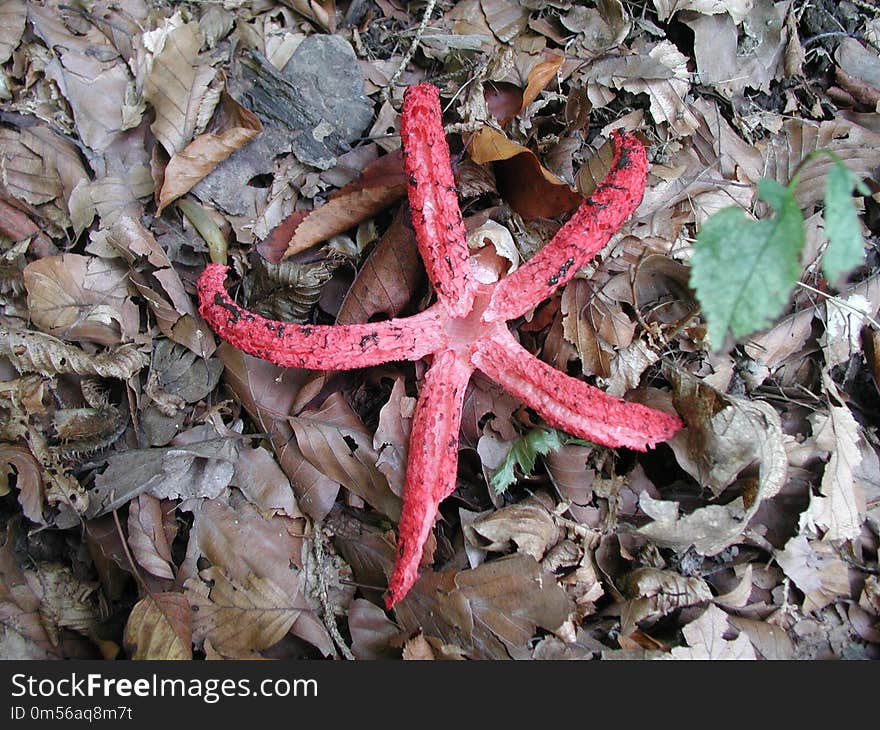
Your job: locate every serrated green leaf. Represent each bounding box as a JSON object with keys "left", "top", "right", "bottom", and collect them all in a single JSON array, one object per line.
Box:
[
  {"left": 490, "top": 428, "right": 566, "bottom": 495},
  {"left": 822, "top": 161, "right": 865, "bottom": 285},
  {"left": 690, "top": 180, "right": 805, "bottom": 349}
]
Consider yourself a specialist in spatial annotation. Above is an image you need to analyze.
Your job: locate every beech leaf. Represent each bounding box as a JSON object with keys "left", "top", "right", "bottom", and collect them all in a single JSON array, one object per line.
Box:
[{"left": 124, "top": 592, "right": 192, "bottom": 660}]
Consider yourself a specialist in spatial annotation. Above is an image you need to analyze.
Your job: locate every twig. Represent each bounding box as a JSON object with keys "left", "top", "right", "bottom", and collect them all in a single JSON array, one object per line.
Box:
[
  {"left": 312, "top": 519, "right": 355, "bottom": 660},
  {"left": 796, "top": 280, "right": 880, "bottom": 331},
  {"left": 382, "top": 0, "right": 437, "bottom": 104}
]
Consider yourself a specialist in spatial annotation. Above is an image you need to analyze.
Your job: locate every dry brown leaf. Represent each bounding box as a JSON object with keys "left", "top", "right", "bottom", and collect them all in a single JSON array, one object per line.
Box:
[
  {"left": 562, "top": 0, "right": 631, "bottom": 58},
  {"left": 761, "top": 117, "right": 880, "bottom": 211},
  {"left": 88, "top": 438, "right": 239, "bottom": 517},
  {"left": 124, "top": 592, "right": 192, "bottom": 660},
  {"left": 230, "top": 445, "right": 299, "bottom": 518},
  {"left": 585, "top": 40, "right": 700, "bottom": 136},
  {"left": 481, "top": 0, "right": 529, "bottom": 43},
  {"left": 544, "top": 443, "right": 596, "bottom": 524},
  {"left": 776, "top": 535, "right": 850, "bottom": 613},
  {"left": 652, "top": 0, "right": 752, "bottom": 24},
  {"left": 820, "top": 294, "right": 869, "bottom": 370},
  {"left": 144, "top": 20, "right": 218, "bottom": 156},
  {"left": 374, "top": 376, "right": 416, "bottom": 498},
  {"left": 0, "top": 0, "right": 26, "bottom": 64},
  {"left": 728, "top": 615, "right": 794, "bottom": 659},
  {"left": 157, "top": 91, "right": 263, "bottom": 212},
  {"left": 291, "top": 393, "right": 401, "bottom": 521},
  {"left": 800, "top": 379, "right": 865, "bottom": 542},
  {"left": 23, "top": 253, "right": 140, "bottom": 345},
  {"left": 620, "top": 567, "right": 713, "bottom": 634},
  {"left": 348, "top": 597, "right": 401, "bottom": 660},
  {"left": 70, "top": 166, "right": 154, "bottom": 233},
  {"left": 257, "top": 151, "right": 406, "bottom": 262},
  {"left": 336, "top": 205, "right": 423, "bottom": 324},
  {"left": 665, "top": 605, "right": 756, "bottom": 660},
  {"left": 520, "top": 53, "right": 564, "bottom": 111},
  {"left": 0, "top": 325, "right": 148, "bottom": 379},
  {"left": 562, "top": 280, "right": 636, "bottom": 378},
  {"left": 187, "top": 567, "right": 300, "bottom": 657},
  {"left": 0, "top": 444, "right": 43, "bottom": 524},
  {"left": 218, "top": 344, "right": 341, "bottom": 520},
  {"left": 469, "top": 126, "right": 583, "bottom": 220},
  {"left": 743, "top": 307, "right": 814, "bottom": 387},
  {"left": 463, "top": 492, "right": 563, "bottom": 560},
  {"left": 180, "top": 495, "right": 332, "bottom": 655},
  {"left": 637, "top": 368, "right": 787, "bottom": 555},
  {"left": 102, "top": 216, "right": 214, "bottom": 357},
  {"left": 456, "top": 554, "right": 574, "bottom": 659},
  {"left": 32, "top": 563, "right": 100, "bottom": 643},
  {"left": 402, "top": 632, "right": 436, "bottom": 660},
  {"left": 127, "top": 494, "right": 175, "bottom": 580},
  {"left": 29, "top": 2, "right": 143, "bottom": 157}
]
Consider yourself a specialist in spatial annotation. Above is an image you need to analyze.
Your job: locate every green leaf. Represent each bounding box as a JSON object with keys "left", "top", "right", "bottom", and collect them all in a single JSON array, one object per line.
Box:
[
  {"left": 690, "top": 179, "right": 805, "bottom": 349},
  {"left": 490, "top": 428, "right": 567, "bottom": 495},
  {"left": 822, "top": 161, "right": 865, "bottom": 285}
]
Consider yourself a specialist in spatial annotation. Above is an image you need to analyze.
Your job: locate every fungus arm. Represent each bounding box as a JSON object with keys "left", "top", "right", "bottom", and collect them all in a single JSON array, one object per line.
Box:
[
  {"left": 401, "top": 84, "right": 476, "bottom": 318},
  {"left": 386, "top": 349, "right": 473, "bottom": 608},
  {"left": 484, "top": 131, "right": 649, "bottom": 323},
  {"left": 470, "top": 328, "right": 681, "bottom": 451},
  {"left": 197, "top": 264, "right": 445, "bottom": 370}
]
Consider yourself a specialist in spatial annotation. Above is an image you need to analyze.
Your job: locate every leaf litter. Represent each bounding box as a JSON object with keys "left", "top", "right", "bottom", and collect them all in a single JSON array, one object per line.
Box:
[{"left": 0, "top": 0, "right": 878, "bottom": 661}]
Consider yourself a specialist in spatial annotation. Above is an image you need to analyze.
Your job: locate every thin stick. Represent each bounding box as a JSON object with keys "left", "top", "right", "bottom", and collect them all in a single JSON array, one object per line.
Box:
[{"left": 382, "top": 0, "right": 437, "bottom": 104}]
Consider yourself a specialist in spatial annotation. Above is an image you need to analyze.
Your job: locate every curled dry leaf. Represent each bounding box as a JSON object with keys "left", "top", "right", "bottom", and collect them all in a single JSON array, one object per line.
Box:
[
  {"left": 776, "top": 535, "right": 850, "bottom": 614},
  {"left": 157, "top": 91, "right": 263, "bottom": 213},
  {"left": 561, "top": 280, "right": 636, "bottom": 378},
  {"left": 257, "top": 151, "right": 406, "bottom": 262},
  {"left": 620, "top": 567, "right": 712, "bottom": 635},
  {"left": 88, "top": 438, "right": 239, "bottom": 517},
  {"left": 336, "top": 205, "right": 423, "bottom": 324},
  {"left": 664, "top": 604, "right": 756, "bottom": 660},
  {"left": 636, "top": 366, "right": 787, "bottom": 555},
  {"left": 373, "top": 376, "right": 416, "bottom": 498},
  {"left": 127, "top": 494, "right": 175, "bottom": 580},
  {"left": 463, "top": 492, "right": 563, "bottom": 560},
  {"left": 0, "top": 444, "right": 44, "bottom": 524},
  {"left": 800, "top": 377, "right": 865, "bottom": 542},
  {"left": 469, "top": 126, "right": 584, "bottom": 220},
  {"left": 124, "top": 592, "right": 192, "bottom": 660},
  {"left": 23, "top": 254, "right": 140, "bottom": 346},
  {"left": 0, "top": 325, "right": 148, "bottom": 379}
]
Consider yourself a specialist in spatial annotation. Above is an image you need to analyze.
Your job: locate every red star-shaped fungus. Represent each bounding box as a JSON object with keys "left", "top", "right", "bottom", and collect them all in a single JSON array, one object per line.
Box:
[{"left": 197, "top": 84, "right": 682, "bottom": 608}]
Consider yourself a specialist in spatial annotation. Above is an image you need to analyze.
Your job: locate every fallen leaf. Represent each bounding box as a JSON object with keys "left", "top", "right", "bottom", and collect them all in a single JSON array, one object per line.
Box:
[
  {"left": 620, "top": 567, "right": 713, "bottom": 634},
  {"left": 800, "top": 378, "right": 865, "bottom": 542},
  {"left": 291, "top": 393, "right": 401, "bottom": 520},
  {"left": 348, "top": 597, "right": 400, "bottom": 660},
  {"left": 230, "top": 445, "right": 299, "bottom": 518},
  {"left": 0, "top": 443, "right": 44, "bottom": 524},
  {"left": 665, "top": 604, "right": 757, "bottom": 660},
  {"left": 144, "top": 19, "right": 218, "bottom": 156},
  {"left": 157, "top": 91, "right": 263, "bottom": 212},
  {"left": 24, "top": 253, "right": 141, "bottom": 346},
  {"left": 88, "top": 438, "right": 240, "bottom": 516},
  {"left": 463, "top": 492, "right": 563, "bottom": 560},
  {"left": 124, "top": 592, "right": 192, "bottom": 660},
  {"left": 469, "top": 126, "right": 584, "bottom": 220},
  {"left": 776, "top": 535, "right": 850, "bottom": 613},
  {"left": 187, "top": 567, "right": 301, "bottom": 657},
  {"left": 127, "top": 494, "right": 175, "bottom": 580},
  {"left": 257, "top": 151, "right": 406, "bottom": 262}
]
